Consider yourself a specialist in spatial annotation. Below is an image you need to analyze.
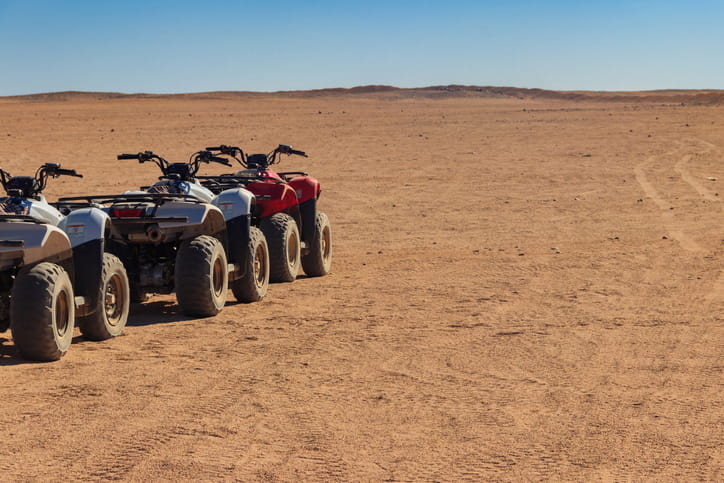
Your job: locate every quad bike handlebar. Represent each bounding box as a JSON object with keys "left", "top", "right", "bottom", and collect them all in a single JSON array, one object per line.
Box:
[
  {"left": 118, "top": 150, "right": 230, "bottom": 181},
  {"left": 205, "top": 145, "right": 245, "bottom": 164},
  {"left": 0, "top": 163, "right": 83, "bottom": 198},
  {"left": 205, "top": 144, "right": 308, "bottom": 169},
  {"left": 191, "top": 150, "right": 233, "bottom": 167},
  {"left": 44, "top": 164, "right": 83, "bottom": 179},
  {"left": 118, "top": 151, "right": 164, "bottom": 164},
  {"left": 275, "top": 144, "right": 308, "bottom": 158}
]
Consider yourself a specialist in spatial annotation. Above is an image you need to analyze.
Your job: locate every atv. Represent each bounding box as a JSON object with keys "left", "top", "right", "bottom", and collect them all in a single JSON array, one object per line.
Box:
[
  {"left": 0, "top": 163, "right": 130, "bottom": 361},
  {"left": 55, "top": 151, "right": 269, "bottom": 316},
  {"left": 198, "top": 144, "right": 331, "bottom": 282}
]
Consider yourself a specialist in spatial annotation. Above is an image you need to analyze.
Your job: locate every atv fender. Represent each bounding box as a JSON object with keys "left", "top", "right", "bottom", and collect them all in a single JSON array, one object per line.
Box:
[
  {"left": 0, "top": 223, "right": 73, "bottom": 277},
  {"left": 59, "top": 208, "right": 110, "bottom": 315},
  {"left": 211, "top": 188, "right": 255, "bottom": 220},
  {"left": 59, "top": 208, "right": 110, "bottom": 248},
  {"left": 287, "top": 175, "right": 321, "bottom": 205},
  {"left": 152, "top": 202, "right": 227, "bottom": 241},
  {"left": 246, "top": 182, "right": 298, "bottom": 219}
]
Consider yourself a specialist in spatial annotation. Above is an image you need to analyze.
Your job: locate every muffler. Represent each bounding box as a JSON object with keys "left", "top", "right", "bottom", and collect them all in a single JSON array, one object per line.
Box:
[{"left": 145, "top": 224, "right": 165, "bottom": 243}]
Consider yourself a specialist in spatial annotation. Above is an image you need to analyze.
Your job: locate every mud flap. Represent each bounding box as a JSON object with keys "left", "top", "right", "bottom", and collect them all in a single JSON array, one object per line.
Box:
[
  {"left": 71, "top": 239, "right": 104, "bottom": 317},
  {"left": 226, "top": 215, "right": 251, "bottom": 279}
]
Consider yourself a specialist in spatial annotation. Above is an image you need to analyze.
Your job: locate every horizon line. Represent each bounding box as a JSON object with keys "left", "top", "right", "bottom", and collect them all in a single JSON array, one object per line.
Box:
[{"left": 3, "top": 84, "right": 724, "bottom": 99}]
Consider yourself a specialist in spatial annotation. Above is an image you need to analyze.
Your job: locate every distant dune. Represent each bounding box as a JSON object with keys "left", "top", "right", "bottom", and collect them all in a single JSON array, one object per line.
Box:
[{"left": 4, "top": 85, "right": 724, "bottom": 104}]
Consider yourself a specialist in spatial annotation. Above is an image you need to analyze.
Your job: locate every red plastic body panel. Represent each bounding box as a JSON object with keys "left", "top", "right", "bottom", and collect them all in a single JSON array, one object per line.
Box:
[
  {"left": 257, "top": 168, "right": 284, "bottom": 182},
  {"left": 240, "top": 168, "right": 321, "bottom": 218},
  {"left": 244, "top": 181, "right": 297, "bottom": 218},
  {"left": 286, "top": 175, "right": 320, "bottom": 204}
]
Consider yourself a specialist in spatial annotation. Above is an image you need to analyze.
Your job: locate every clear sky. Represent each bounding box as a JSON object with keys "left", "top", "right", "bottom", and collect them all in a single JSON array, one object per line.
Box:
[{"left": 0, "top": 0, "right": 722, "bottom": 95}]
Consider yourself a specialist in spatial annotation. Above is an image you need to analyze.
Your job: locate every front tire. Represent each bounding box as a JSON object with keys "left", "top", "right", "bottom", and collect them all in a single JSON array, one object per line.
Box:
[
  {"left": 261, "top": 213, "right": 300, "bottom": 283},
  {"left": 231, "top": 226, "right": 269, "bottom": 303},
  {"left": 301, "top": 211, "right": 332, "bottom": 277},
  {"left": 175, "top": 235, "right": 228, "bottom": 316},
  {"left": 78, "top": 253, "right": 130, "bottom": 341},
  {"left": 10, "top": 262, "right": 75, "bottom": 361}
]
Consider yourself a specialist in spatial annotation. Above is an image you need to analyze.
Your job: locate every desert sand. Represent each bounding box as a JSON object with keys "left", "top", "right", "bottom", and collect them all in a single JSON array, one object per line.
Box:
[{"left": 0, "top": 87, "right": 721, "bottom": 480}]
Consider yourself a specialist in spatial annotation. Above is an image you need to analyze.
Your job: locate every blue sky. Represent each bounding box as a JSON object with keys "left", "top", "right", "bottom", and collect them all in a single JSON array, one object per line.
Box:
[{"left": 0, "top": 0, "right": 722, "bottom": 95}]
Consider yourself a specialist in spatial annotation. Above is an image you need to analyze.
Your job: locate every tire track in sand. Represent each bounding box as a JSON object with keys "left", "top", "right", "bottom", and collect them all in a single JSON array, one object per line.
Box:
[
  {"left": 633, "top": 145, "right": 702, "bottom": 252},
  {"left": 684, "top": 139, "right": 724, "bottom": 304},
  {"left": 75, "top": 372, "right": 261, "bottom": 481},
  {"left": 635, "top": 140, "right": 724, "bottom": 304},
  {"left": 673, "top": 144, "right": 720, "bottom": 202}
]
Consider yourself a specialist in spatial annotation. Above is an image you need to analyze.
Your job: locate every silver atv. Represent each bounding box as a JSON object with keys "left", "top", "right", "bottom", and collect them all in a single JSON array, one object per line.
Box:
[
  {"left": 55, "top": 151, "right": 269, "bottom": 318},
  {"left": 0, "top": 163, "right": 130, "bottom": 361}
]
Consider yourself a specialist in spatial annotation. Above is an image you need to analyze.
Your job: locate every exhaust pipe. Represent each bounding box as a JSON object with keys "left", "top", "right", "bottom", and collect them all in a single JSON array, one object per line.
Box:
[{"left": 145, "top": 224, "right": 164, "bottom": 243}]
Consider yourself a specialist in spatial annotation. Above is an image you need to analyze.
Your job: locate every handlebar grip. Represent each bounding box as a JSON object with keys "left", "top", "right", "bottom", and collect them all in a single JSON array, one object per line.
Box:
[
  {"left": 210, "top": 156, "right": 232, "bottom": 166},
  {"left": 58, "top": 168, "right": 83, "bottom": 178},
  {"left": 205, "top": 146, "right": 222, "bottom": 151},
  {"left": 291, "top": 149, "right": 308, "bottom": 157},
  {"left": 117, "top": 154, "right": 138, "bottom": 160}
]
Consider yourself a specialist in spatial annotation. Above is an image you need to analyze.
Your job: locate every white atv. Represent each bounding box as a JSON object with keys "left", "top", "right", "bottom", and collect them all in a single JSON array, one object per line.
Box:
[
  {"left": 0, "top": 163, "right": 130, "bottom": 361},
  {"left": 56, "top": 151, "right": 269, "bottom": 317}
]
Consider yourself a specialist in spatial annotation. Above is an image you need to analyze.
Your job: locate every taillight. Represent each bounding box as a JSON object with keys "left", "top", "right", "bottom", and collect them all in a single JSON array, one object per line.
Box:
[{"left": 112, "top": 209, "right": 144, "bottom": 218}]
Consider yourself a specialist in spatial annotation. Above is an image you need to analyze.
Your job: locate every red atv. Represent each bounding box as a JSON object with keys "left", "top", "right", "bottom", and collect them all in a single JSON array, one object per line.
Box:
[{"left": 199, "top": 145, "right": 331, "bottom": 282}]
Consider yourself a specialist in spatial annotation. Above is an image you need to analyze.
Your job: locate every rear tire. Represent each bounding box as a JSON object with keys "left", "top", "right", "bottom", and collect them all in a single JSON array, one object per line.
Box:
[
  {"left": 301, "top": 211, "right": 332, "bottom": 277},
  {"left": 10, "top": 262, "right": 75, "bottom": 361},
  {"left": 231, "top": 226, "right": 269, "bottom": 303},
  {"left": 78, "top": 253, "right": 130, "bottom": 341},
  {"left": 175, "top": 235, "right": 228, "bottom": 316},
  {"left": 261, "top": 213, "right": 300, "bottom": 283}
]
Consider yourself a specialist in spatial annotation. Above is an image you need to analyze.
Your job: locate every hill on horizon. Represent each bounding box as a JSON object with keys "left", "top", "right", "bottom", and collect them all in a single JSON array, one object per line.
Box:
[{"left": 4, "top": 85, "right": 724, "bottom": 104}]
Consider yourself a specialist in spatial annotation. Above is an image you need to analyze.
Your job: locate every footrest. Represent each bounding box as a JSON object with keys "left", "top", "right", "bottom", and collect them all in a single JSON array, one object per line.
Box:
[
  {"left": 74, "top": 296, "right": 90, "bottom": 316},
  {"left": 227, "top": 263, "right": 242, "bottom": 281}
]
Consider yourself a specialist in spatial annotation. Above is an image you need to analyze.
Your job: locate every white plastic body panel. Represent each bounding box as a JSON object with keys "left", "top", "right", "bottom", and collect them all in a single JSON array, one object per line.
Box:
[
  {"left": 211, "top": 188, "right": 255, "bottom": 220},
  {"left": 144, "top": 180, "right": 215, "bottom": 203},
  {"left": 0, "top": 223, "right": 71, "bottom": 270},
  {"left": 58, "top": 207, "right": 110, "bottom": 248},
  {"left": 186, "top": 182, "right": 214, "bottom": 203},
  {"left": 27, "top": 197, "right": 64, "bottom": 226},
  {"left": 150, "top": 202, "right": 217, "bottom": 228}
]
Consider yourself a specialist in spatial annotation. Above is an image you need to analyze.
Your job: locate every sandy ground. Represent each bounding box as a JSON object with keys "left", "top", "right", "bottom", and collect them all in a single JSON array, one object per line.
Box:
[{"left": 0, "top": 91, "right": 721, "bottom": 481}]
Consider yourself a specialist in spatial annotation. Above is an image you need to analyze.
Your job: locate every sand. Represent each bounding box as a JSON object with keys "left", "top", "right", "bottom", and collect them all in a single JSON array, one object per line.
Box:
[{"left": 0, "top": 89, "right": 721, "bottom": 480}]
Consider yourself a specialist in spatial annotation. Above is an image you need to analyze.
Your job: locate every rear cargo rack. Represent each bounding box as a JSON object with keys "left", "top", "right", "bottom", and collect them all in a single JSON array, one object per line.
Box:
[
  {"left": 56, "top": 193, "right": 207, "bottom": 206},
  {"left": 111, "top": 216, "right": 189, "bottom": 224},
  {"left": 197, "top": 175, "right": 284, "bottom": 183}
]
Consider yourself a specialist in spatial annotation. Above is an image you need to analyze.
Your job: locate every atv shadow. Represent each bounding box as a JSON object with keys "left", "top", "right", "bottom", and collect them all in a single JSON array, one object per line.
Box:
[
  {"left": 0, "top": 336, "right": 65, "bottom": 365},
  {"left": 0, "top": 335, "right": 91, "bottom": 365},
  {"left": 0, "top": 336, "right": 21, "bottom": 365},
  {"left": 127, "top": 300, "right": 189, "bottom": 327}
]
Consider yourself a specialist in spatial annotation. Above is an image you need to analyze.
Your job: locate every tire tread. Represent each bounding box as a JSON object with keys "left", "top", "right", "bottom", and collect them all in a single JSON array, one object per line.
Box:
[
  {"left": 301, "top": 211, "right": 332, "bottom": 277},
  {"left": 78, "top": 253, "right": 129, "bottom": 341},
  {"left": 260, "top": 212, "right": 300, "bottom": 283},
  {"left": 231, "top": 226, "right": 269, "bottom": 302},
  {"left": 10, "top": 262, "right": 74, "bottom": 361},
  {"left": 175, "top": 235, "right": 227, "bottom": 316}
]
